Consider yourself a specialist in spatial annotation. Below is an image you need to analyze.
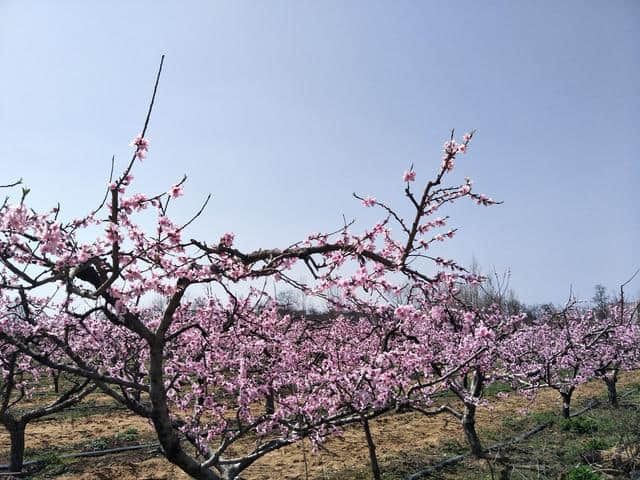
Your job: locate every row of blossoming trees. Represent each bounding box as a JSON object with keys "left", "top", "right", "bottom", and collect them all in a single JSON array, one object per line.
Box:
[{"left": 1, "top": 62, "right": 639, "bottom": 479}]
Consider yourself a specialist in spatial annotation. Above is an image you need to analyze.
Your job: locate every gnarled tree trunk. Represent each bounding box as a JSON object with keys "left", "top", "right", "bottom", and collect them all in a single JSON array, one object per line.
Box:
[
  {"left": 454, "top": 369, "right": 485, "bottom": 458},
  {"left": 148, "top": 342, "right": 221, "bottom": 480},
  {"left": 461, "top": 401, "right": 484, "bottom": 458}
]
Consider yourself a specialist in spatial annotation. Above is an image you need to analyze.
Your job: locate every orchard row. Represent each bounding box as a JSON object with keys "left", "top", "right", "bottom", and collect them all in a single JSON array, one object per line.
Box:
[{"left": 1, "top": 63, "right": 637, "bottom": 479}]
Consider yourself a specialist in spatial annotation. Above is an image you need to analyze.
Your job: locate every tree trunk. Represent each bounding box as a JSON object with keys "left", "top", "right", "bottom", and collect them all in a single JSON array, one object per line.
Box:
[
  {"left": 361, "top": 417, "right": 382, "bottom": 480},
  {"left": 148, "top": 343, "right": 220, "bottom": 480},
  {"left": 462, "top": 402, "right": 484, "bottom": 458},
  {"left": 52, "top": 370, "right": 60, "bottom": 394},
  {"left": 4, "top": 417, "right": 26, "bottom": 473},
  {"left": 560, "top": 391, "right": 573, "bottom": 419},
  {"left": 265, "top": 389, "right": 275, "bottom": 415},
  {"left": 499, "top": 462, "right": 513, "bottom": 480},
  {"left": 459, "top": 369, "right": 485, "bottom": 458},
  {"left": 604, "top": 375, "right": 618, "bottom": 408}
]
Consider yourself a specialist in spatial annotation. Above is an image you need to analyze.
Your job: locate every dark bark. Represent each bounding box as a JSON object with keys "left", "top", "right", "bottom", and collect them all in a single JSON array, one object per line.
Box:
[
  {"left": 265, "top": 390, "right": 275, "bottom": 415},
  {"left": 560, "top": 390, "right": 573, "bottom": 419},
  {"left": 460, "top": 369, "right": 485, "bottom": 458},
  {"left": 146, "top": 285, "right": 224, "bottom": 479},
  {"left": 361, "top": 416, "right": 382, "bottom": 480},
  {"left": 3, "top": 416, "right": 26, "bottom": 472},
  {"left": 52, "top": 370, "right": 60, "bottom": 394},
  {"left": 461, "top": 402, "right": 484, "bottom": 458},
  {"left": 0, "top": 373, "right": 94, "bottom": 474},
  {"left": 498, "top": 460, "right": 513, "bottom": 480},
  {"left": 148, "top": 343, "right": 221, "bottom": 480},
  {"left": 604, "top": 374, "right": 618, "bottom": 407}
]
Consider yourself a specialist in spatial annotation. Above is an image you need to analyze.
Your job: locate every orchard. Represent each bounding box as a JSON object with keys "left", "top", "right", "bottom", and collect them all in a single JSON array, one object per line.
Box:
[{"left": 1, "top": 59, "right": 638, "bottom": 480}]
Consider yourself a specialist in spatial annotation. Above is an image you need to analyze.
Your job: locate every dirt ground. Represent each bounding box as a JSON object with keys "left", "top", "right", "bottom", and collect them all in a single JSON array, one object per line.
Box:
[{"left": 1, "top": 372, "right": 638, "bottom": 479}]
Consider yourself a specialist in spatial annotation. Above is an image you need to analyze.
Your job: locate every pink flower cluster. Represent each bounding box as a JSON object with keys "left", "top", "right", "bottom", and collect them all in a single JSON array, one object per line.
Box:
[
  {"left": 130, "top": 134, "right": 150, "bottom": 160},
  {"left": 2, "top": 128, "right": 634, "bottom": 479}
]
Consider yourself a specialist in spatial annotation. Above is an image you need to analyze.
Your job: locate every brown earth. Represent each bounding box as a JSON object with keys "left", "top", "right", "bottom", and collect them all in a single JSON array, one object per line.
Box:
[{"left": 1, "top": 371, "right": 638, "bottom": 479}]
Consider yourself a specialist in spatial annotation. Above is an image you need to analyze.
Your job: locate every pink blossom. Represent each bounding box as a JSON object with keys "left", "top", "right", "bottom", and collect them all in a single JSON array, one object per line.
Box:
[
  {"left": 443, "top": 140, "right": 458, "bottom": 154},
  {"left": 403, "top": 170, "right": 416, "bottom": 182},
  {"left": 475, "top": 323, "right": 493, "bottom": 339},
  {"left": 131, "top": 134, "right": 150, "bottom": 160},
  {"left": 130, "top": 135, "right": 150, "bottom": 150},
  {"left": 219, "top": 232, "right": 235, "bottom": 247},
  {"left": 168, "top": 184, "right": 183, "bottom": 198},
  {"left": 362, "top": 196, "right": 376, "bottom": 207},
  {"left": 0, "top": 127, "right": 535, "bottom": 479}
]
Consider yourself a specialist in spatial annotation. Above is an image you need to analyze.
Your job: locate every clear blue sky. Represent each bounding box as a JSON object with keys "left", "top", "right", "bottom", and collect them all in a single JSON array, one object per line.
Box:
[{"left": 1, "top": 1, "right": 638, "bottom": 304}]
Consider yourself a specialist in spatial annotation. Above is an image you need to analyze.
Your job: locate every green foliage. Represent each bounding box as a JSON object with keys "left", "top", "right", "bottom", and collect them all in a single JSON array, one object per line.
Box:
[
  {"left": 115, "top": 427, "right": 139, "bottom": 442},
  {"left": 501, "top": 415, "right": 520, "bottom": 429},
  {"left": 566, "top": 465, "right": 601, "bottom": 480},
  {"left": 85, "top": 438, "right": 109, "bottom": 450},
  {"left": 530, "top": 411, "right": 557, "bottom": 424},
  {"left": 478, "top": 428, "right": 500, "bottom": 441},
  {"left": 83, "top": 427, "right": 139, "bottom": 452},
  {"left": 583, "top": 438, "right": 608, "bottom": 451},
  {"left": 485, "top": 381, "right": 513, "bottom": 396},
  {"left": 38, "top": 451, "right": 64, "bottom": 466},
  {"left": 628, "top": 382, "right": 640, "bottom": 394},
  {"left": 561, "top": 417, "right": 598, "bottom": 434},
  {"left": 441, "top": 438, "right": 466, "bottom": 454}
]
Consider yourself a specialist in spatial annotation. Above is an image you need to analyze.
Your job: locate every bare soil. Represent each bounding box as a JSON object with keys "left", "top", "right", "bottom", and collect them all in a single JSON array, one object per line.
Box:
[{"left": 1, "top": 372, "right": 638, "bottom": 479}]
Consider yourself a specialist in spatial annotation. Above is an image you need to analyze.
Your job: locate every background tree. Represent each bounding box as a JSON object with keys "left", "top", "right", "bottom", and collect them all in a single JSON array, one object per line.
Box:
[
  {"left": 0, "top": 58, "right": 501, "bottom": 480},
  {"left": 592, "top": 284, "right": 610, "bottom": 321}
]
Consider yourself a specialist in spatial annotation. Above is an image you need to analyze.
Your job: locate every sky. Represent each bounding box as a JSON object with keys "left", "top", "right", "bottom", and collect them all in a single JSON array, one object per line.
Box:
[{"left": 0, "top": 1, "right": 638, "bottom": 305}]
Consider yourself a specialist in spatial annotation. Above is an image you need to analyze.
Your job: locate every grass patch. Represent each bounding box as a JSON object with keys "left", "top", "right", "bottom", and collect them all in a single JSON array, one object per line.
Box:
[
  {"left": 560, "top": 416, "right": 598, "bottom": 434},
  {"left": 566, "top": 465, "right": 602, "bottom": 480},
  {"left": 2, "top": 427, "right": 152, "bottom": 463},
  {"left": 582, "top": 437, "right": 609, "bottom": 451},
  {"left": 37, "top": 451, "right": 64, "bottom": 467},
  {"left": 115, "top": 427, "right": 140, "bottom": 442},
  {"left": 6, "top": 374, "right": 640, "bottom": 480},
  {"left": 80, "top": 427, "right": 144, "bottom": 452},
  {"left": 440, "top": 438, "right": 466, "bottom": 454},
  {"left": 529, "top": 410, "right": 557, "bottom": 424},
  {"left": 485, "top": 381, "right": 514, "bottom": 396},
  {"left": 415, "top": 383, "right": 640, "bottom": 479}
]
